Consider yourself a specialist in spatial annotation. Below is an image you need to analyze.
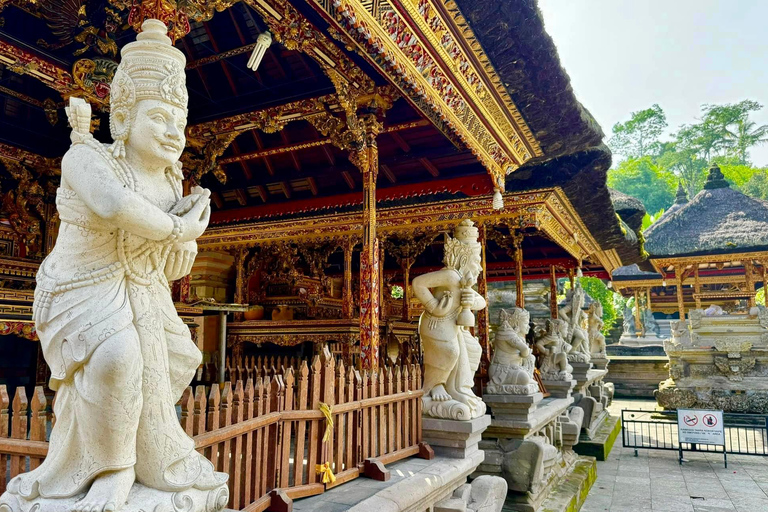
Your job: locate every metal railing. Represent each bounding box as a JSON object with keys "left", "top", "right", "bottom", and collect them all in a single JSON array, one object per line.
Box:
[{"left": 621, "top": 409, "right": 768, "bottom": 467}]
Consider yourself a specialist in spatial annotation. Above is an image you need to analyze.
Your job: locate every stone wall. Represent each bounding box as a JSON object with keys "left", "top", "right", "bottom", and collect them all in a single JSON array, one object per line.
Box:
[{"left": 608, "top": 356, "right": 669, "bottom": 398}]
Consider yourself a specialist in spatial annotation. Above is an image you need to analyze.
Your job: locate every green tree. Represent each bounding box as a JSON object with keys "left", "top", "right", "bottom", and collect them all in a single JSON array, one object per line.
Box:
[
  {"left": 608, "top": 104, "right": 668, "bottom": 158},
  {"left": 562, "top": 277, "right": 620, "bottom": 336},
  {"left": 700, "top": 100, "right": 768, "bottom": 164},
  {"left": 607, "top": 156, "right": 676, "bottom": 214},
  {"left": 739, "top": 169, "right": 768, "bottom": 200}
]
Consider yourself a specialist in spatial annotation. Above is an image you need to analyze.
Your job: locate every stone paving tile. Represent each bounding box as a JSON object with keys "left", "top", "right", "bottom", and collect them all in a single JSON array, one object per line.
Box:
[{"left": 581, "top": 398, "right": 768, "bottom": 511}]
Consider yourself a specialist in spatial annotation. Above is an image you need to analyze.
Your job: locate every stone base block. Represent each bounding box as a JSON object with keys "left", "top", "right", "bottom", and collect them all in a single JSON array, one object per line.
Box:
[
  {"left": 484, "top": 392, "right": 543, "bottom": 422},
  {"left": 591, "top": 356, "right": 609, "bottom": 371},
  {"left": 536, "top": 456, "right": 597, "bottom": 512},
  {"left": 0, "top": 481, "right": 229, "bottom": 512},
  {"left": 655, "top": 384, "right": 768, "bottom": 414},
  {"left": 540, "top": 379, "right": 576, "bottom": 399},
  {"left": 423, "top": 415, "right": 492, "bottom": 459},
  {"left": 573, "top": 413, "right": 620, "bottom": 461}
]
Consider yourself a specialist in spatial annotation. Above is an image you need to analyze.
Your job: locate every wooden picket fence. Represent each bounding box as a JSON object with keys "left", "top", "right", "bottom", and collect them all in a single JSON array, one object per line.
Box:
[{"left": 0, "top": 354, "right": 430, "bottom": 511}]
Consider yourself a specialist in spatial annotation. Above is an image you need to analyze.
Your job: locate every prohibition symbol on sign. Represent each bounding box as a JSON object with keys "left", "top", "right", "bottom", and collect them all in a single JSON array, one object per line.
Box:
[
  {"left": 683, "top": 414, "right": 698, "bottom": 427},
  {"left": 703, "top": 414, "right": 718, "bottom": 427}
]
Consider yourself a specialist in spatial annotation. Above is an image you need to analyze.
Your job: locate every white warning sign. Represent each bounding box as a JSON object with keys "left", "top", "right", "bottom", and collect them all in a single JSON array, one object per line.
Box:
[{"left": 678, "top": 409, "right": 725, "bottom": 445}]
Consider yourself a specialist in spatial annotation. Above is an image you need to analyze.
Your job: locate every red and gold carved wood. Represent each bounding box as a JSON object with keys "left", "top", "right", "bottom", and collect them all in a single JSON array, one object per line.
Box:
[
  {"left": 475, "top": 223, "right": 491, "bottom": 391},
  {"left": 342, "top": 240, "right": 354, "bottom": 318}
]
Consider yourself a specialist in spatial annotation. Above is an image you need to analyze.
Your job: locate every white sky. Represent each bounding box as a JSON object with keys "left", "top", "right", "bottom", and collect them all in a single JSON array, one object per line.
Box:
[{"left": 537, "top": 0, "right": 768, "bottom": 167}]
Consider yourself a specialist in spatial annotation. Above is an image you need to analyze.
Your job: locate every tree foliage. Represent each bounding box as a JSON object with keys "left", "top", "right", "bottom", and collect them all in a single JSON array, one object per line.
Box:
[
  {"left": 562, "top": 277, "right": 619, "bottom": 336},
  {"left": 608, "top": 101, "right": 768, "bottom": 213}
]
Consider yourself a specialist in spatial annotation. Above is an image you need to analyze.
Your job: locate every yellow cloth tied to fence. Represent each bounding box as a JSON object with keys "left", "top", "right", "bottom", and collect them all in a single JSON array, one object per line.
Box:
[{"left": 315, "top": 401, "right": 336, "bottom": 483}]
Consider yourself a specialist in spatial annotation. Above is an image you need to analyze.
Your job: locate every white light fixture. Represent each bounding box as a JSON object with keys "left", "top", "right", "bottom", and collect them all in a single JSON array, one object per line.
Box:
[{"left": 247, "top": 31, "right": 272, "bottom": 72}]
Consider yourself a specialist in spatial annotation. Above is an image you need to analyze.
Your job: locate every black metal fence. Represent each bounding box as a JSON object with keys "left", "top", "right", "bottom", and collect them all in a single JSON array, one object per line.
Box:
[{"left": 621, "top": 409, "right": 768, "bottom": 467}]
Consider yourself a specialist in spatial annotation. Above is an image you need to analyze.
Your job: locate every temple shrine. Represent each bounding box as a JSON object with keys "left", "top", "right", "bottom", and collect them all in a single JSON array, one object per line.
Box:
[{"left": 0, "top": 1, "right": 646, "bottom": 511}]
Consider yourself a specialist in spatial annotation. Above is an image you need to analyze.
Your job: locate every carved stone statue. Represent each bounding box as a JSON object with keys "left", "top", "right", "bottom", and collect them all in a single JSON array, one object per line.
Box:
[
  {"left": 642, "top": 307, "right": 661, "bottom": 337},
  {"left": 0, "top": 20, "right": 228, "bottom": 512},
  {"left": 535, "top": 318, "right": 573, "bottom": 381},
  {"left": 559, "top": 280, "right": 590, "bottom": 363},
  {"left": 413, "top": 219, "right": 487, "bottom": 420},
  {"left": 486, "top": 308, "right": 538, "bottom": 395},
  {"left": 588, "top": 302, "right": 607, "bottom": 358},
  {"left": 622, "top": 304, "right": 634, "bottom": 335}
]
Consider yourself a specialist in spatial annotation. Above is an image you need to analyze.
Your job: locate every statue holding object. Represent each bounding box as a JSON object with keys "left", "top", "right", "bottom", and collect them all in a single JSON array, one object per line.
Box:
[
  {"left": 413, "top": 219, "right": 487, "bottom": 420},
  {"left": 588, "top": 301, "right": 607, "bottom": 358},
  {"left": 535, "top": 318, "right": 573, "bottom": 381},
  {"left": 486, "top": 308, "right": 539, "bottom": 395},
  {"left": 0, "top": 20, "right": 228, "bottom": 512},
  {"left": 559, "top": 277, "right": 591, "bottom": 364}
]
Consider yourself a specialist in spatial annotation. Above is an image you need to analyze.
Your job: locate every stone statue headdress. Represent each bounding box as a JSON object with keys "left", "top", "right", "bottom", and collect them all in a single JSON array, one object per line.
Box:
[
  {"left": 444, "top": 219, "right": 482, "bottom": 280},
  {"left": 109, "top": 19, "right": 188, "bottom": 158},
  {"left": 498, "top": 307, "right": 528, "bottom": 332}
]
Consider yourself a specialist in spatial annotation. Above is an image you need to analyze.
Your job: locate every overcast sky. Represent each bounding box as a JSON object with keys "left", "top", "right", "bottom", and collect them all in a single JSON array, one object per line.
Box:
[{"left": 537, "top": 0, "right": 768, "bottom": 167}]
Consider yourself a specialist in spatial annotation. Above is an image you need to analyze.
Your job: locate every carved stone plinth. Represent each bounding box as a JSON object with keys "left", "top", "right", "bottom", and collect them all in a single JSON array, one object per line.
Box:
[
  {"left": 0, "top": 482, "right": 229, "bottom": 512},
  {"left": 591, "top": 355, "right": 610, "bottom": 371},
  {"left": 569, "top": 361, "right": 593, "bottom": 392},
  {"left": 540, "top": 379, "right": 576, "bottom": 399},
  {"left": 477, "top": 397, "right": 593, "bottom": 512},
  {"left": 656, "top": 310, "right": 768, "bottom": 413},
  {"left": 422, "top": 415, "right": 492, "bottom": 459},
  {"left": 484, "top": 392, "right": 543, "bottom": 423}
]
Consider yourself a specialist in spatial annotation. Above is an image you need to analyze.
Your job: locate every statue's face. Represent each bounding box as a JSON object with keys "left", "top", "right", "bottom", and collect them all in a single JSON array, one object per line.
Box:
[{"left": 125, "top": 99, "right": 186, "bottom": 169}]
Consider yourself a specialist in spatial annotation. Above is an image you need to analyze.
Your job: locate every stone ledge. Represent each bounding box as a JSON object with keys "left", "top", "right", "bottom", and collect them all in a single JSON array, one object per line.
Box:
[
  {"left": 538, "top": 456, "right": 597, "bottom": 512},
  {"left": 484, "top": 397, "right": 574, "bottom": 438},
  {"left": 573, "top": 413, "right": 620, "bottom": 461},
  {"left": 292, "top": 452, "right": 485, "bottom": 512}
]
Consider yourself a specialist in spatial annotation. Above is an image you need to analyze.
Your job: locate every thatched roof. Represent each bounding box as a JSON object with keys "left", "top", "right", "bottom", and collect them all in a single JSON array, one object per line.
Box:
[
  {"left": 610, "top": 188, "right": 646, "bottom": 233},
  {"left": 612, "top": 264, "right": 662, "bottom": 280},
  {"left": 454, "top": 0, "right": 646, "bottom": 268},
  {"left": 644, "top": 165, "right": 768, "bottom": 258},
  {"left": 658, "top": 182, "right": 689, "bottom": 221}
]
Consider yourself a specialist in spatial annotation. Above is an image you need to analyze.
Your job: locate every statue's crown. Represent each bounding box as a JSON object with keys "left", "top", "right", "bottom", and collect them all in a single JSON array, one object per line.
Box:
[
  {"left": 111, "top": 19, "right": 188, "bottom": 112},
  {"left": 454, "top": 219, "right": 479, "bottom": 245}
]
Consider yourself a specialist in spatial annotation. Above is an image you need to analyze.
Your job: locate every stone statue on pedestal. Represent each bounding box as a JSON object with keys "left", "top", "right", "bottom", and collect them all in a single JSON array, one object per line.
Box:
[
  {"left": 413, "top": 219, "right": 487, "bottom": 420},
  {"left": 559, "top": 280, "right": 591, "bottom": 363},
  {"left": 588, "top": 302, "right": 607, "bottom": 358},
  {"left": 0, "top": 20, "right": 228, "bottom": 512},
  {"left": 486, "top": 308, "right": 538, "bottom": 395},
  {"left": 535, "top": 319, "right": 573, "bottom": 381}
]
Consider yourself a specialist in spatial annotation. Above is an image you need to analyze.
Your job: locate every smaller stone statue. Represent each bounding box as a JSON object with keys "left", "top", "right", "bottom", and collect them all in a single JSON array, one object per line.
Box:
[
  {"left": 642, "top": 307, "right": 661, "bottom": 337},
  {"left": 559, "top": 280, "right": 590, "bottom": 363},
  {"left": 622, "top": 304, "right": 634, "bottom": 335},
  {"left": 535, "top": 318, "right": 573, "bottom": 381},
  {"left": 588, "top": 302, "right": 607, "bottom": 358},
  {"left": 486, "top": 308, "right": 539, "bottom": 395}
]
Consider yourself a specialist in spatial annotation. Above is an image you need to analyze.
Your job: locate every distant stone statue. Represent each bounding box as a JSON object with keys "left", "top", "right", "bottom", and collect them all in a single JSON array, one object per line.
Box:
[
  {"left": 486, "top": 308, "right": 538, "bottom": 395},
  {"left": 535, "top": 318, "right": 573, "bottom": 381},
  {"left": 559, "top": 279, "right": 590, "bottom": 363},
  {"left": 413, "top": 219, "right": 487, "bottom": 420},
  {"left": 642, "top": 307, "right": 661, "bottom": 337},
  {"left": 622, "top": 304, "right": 634, "bottom": 335},
  {"left": 0, "top": 20, "right": 228, "bottom": 512},
  {"left": 588, "top": 302, "right": 607, "bottom": 358}
]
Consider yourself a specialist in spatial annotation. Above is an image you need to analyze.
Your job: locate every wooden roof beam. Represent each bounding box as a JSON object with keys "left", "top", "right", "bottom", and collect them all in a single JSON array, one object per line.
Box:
[
  {"left": 211, "top": 191, "right": 224, "bottom": 209},
  {"left": 235, "top": 189, "right": 248, "bottom": 206},
  {"left": 231, "top": 141, "right": 252, "bottom": 180},
  {"left": 341, "top": 171, "right": 355, "bottom": 190},
  {"left": 390, "top": 132, "right": 410, "bottom": 153},
  {"left": 281, "top": 132, "right": 301, "bottom": 171},
  {"left": 255, "top": 185, "right": 268, "bottom": 203},
  {"left": 250, "top": 132, "right": 274, "bottom": 176},
  {"left": 381, "top": 164, "right": 396, "bottom": 184},
  {"left": 202, "top": 22, "right": 238, "bottom": 96},
  {"left": 419, "top": 158, "right": 440, "bottom": 177},
  {"left": 280, "top": 182, "right": 292, "bottom": 199},
  {"left": 307, "top": 177, "right": 318, "bottom": 196}
]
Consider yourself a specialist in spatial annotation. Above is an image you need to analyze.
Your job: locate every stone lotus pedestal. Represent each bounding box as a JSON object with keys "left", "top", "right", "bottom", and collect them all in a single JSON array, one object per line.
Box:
[
  {"left": 540, "top": 379, "right": 576, "bottom": 399},
  {"left": 483, "top": 392, "right": 543, "bottom": 423}
]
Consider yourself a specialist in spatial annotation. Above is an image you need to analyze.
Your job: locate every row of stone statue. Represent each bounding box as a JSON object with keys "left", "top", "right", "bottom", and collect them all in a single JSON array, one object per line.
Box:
[{"left": 486, "top": 280, "right": 607, "bottom": 395}]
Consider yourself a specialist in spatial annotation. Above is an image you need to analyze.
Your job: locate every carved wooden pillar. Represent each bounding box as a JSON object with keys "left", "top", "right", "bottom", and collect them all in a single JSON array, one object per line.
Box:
[
  {"left": 762, "top": 262, "right": 768, "bottom": 306},
  {"left": 694, "top": 266, "right": 701, "bottom": 309},
  {"left": 402, "top": 256, "right": 412, "bottom": 321},
  {"left": 379, "top": 239, "right": 386, "bottom": 322},
  {"left": 633, "top": 289, "right": 642, "bottom": 335},
  {"left": 513, "top": 232, "right": 524, "bottom": 308},
  {"left": 342, "top": 240, "right": 354, "bottom": 318},
  {"left": 745, "top": 260, "right": 756, "bottom": 308},
  {"left": 233, "top": 247, "right": 248, "bottom": 321},
  {"left": 476, "top": 224, "right": 491, "bottom": 372},
  {"left": 549, "top": 265, "right": 558, "bottom": 319},
  {"left": 646, "top": 287, "right": 653, "bottom": 313},
  {"left": 675, "top": 266, "right": 686, "bottom": 320},
  {"left": 354, "top": 125, "right": 381, "bottom": 372},
  {"left": 567, "top": 268, "right": 575, "bottom": 289}
]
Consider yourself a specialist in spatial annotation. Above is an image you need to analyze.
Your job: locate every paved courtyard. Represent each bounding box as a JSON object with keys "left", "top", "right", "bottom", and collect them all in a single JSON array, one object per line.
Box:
[{"left": 582, "top": 399, "right": 768, "bottom": 512}]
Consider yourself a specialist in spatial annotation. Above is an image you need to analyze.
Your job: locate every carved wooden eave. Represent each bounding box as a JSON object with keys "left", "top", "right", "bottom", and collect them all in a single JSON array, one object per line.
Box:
[
  {"left": 197, "top": 187, "right": 620, "bottom": 274},
  {"left": 0, "top": 38, "right": 75, "bottom": 96},
  {"left": 650, "top": 251, "right": 768, "bottom": 275},
  {"left": 305, "top": 0, "right": 543, "bottom": 190},
  {"left": 0, "top": 142, "right": 61, "bottom": 176}
]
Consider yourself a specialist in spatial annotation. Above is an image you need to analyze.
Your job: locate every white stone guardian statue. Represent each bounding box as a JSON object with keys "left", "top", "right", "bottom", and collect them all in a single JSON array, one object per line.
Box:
[
  {"left": 413, "top": 219, "right": 487, "bottom": 420},
  {"left": 535, "top": 319, "right": 573, "bottom": 381},
  {"left": 0, "top": 20, "right": 228, "bottom": 512},
  {"left": 486, "top": 308, "right": 538, "bottom": 395}
]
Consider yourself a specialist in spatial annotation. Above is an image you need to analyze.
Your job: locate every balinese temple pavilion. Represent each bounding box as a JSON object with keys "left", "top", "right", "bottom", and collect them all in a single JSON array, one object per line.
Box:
[
  {"left": 612, "top": 164, "right": 768, "bottom": 321},
  {"left": 0, "top": 0, "right": 645, "bottom": 392}
]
